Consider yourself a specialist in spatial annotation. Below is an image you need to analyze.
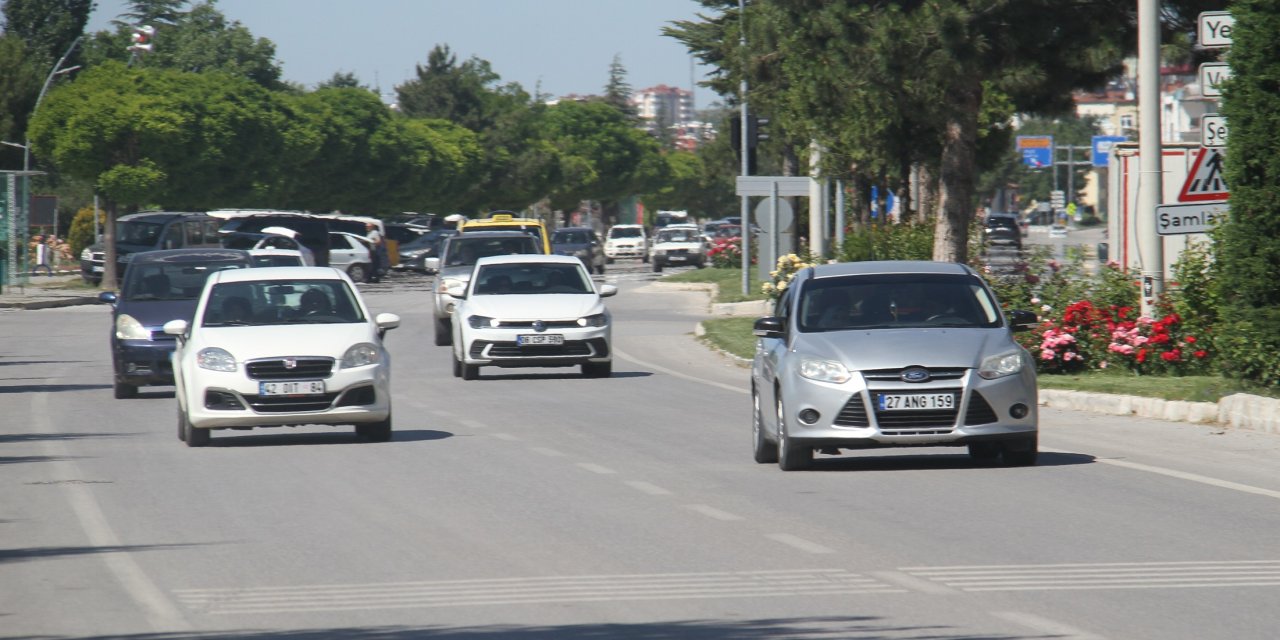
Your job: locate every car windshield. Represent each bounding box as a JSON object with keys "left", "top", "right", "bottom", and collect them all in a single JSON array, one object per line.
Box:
[
  {"left": 715, "top": 225, "right": 742, "bottom": 238},
  {"left": 986, "top": 217, "right": 1019, "bottom": 230},
  {"left": 116, "top": 221, "right": 164, "bottom": 246},
  {"left": 797, "top": 274, "right": 1001, "bottom": 332},
  {"left": 122, "top": 262, "right": 248, "bottom": 301},
  {"left": 658, "top": 229, "right": 697, "bottom": 243},
  {"left": 472, "top": 263, "right": 592, "bottom": 295},
  {"left": 553, "top": 230, "right": 592, "bottom": 244},
  {"left": 609, "top": 227, "right": 642, "bottom": 239},
  {"left": 445, "top": 237, "right": 535, "bottom": 267},
  {"left": 201, "top": 279, "right": 365, "bottom": 326}
]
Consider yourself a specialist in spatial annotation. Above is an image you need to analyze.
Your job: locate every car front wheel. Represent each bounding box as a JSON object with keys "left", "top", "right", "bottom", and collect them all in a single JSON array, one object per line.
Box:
[
  {"left": 1002, "top": 435, "right": 1038, "bottom": 466},
  {"left": 462, "top": 362, "right": 480, "bottom": 380},
  {"left": 752, "top": 387, "right": 778, "bottom": 463},
  {"left": 357, "top": 410, "right": 392, "bottom": 442},
  {"left": 776, "top": 394, "right": 811, "bottom": 471},
  {"left": 114, "top": 379, "right": 137, "bottom": 399},
  {"left": 434, "top": 317, "right": 452, "bottom": 346},
  {"left": 182, "top": 409, "right": 210, "bottom": 447},
  {"left": 652, "top": 260, "right": 663, "bottom": 273}
]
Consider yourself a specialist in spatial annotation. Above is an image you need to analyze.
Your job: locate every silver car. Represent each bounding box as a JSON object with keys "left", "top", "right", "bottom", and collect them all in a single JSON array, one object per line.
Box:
[
  {"left": 427, "top": 231, "right": 541, "bottom": 346},
  {"left": 751, "top": 260, "right": 1039, "bottom": 471}
]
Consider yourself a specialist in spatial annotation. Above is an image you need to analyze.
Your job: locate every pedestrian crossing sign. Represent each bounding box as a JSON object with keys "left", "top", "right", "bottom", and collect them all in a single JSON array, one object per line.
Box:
[{"left": 1178, "top": 147, "right": 1229, "bottom": 202}]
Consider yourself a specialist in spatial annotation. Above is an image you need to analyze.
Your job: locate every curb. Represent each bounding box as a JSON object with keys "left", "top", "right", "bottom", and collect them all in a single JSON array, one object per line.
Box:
[
  {"left": 0, "top": 295, "right": 100, "bottom": 310},
  {"left": 1039, "top": 388, "right": 1280, "bottom": 434}
]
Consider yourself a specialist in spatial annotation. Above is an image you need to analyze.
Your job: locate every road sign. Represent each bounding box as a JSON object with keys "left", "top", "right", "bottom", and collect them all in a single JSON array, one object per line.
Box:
[
  {"left": 1091, "top": 135, "right": 1127, "bottom": 167},
  {"left": 1177, "top": 147, "right": 1229, "bottom": 202},
  {"left": 1156, "top": 202, "right": 1228, "bottom": 235},
  {"left": 1199, "top": 62, "right": 1232, "bottom": 98},
  {"left": 1201, "top": 115, "right": 1228, "bottom": 148},
  {"left": 1199, "top": 11, "right": 1234, "bottom": 48},
  {"left": 734, "top": 176, "right": 810, "bottom": 197},
  {"left": 1049, "top": 190, "right": 1065, "bottom": 210},
  {"left": 1016, "top": 135, "right": 1053, "bottom": 168}
]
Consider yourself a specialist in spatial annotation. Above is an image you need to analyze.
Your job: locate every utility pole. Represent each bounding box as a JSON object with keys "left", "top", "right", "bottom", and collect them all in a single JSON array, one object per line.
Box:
[
  {"left": 1137, "top": 0, "right": 1164, "bottom": 316},
  {"left": 738, "top": 0, "right": 751, "bottom": 297}
]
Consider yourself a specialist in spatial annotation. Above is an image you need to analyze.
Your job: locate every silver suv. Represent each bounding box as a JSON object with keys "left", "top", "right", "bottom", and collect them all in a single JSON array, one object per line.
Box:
[
  {"left": 751, "top": 261, "right": 1039, "bottom": 470},
  {"left": 428, "top": 231, "right": 541, "bottom": 346}
]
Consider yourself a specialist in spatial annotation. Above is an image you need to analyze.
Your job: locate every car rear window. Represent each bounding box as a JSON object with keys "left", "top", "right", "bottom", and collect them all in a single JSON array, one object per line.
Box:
[{"left": 444, "top": 237, "right": 538, "bottom": 267}]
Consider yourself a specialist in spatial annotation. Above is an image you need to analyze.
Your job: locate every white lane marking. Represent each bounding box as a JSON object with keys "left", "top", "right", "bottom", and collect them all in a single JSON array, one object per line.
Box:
[
  {"left": 490, "top": 433, "right": 520, "bottom": 441},
  {"left": 992, "top": 611, "right": 1107, "bottom": 640},
  {"left": 576, "top": 463, "right": 617, "bottom": 475},
  {"left": 1043, "top": 446, "right": 1280, "bottom": 500},
  {"left": 458, "top": 418, "right": 488, "bottom": 430},
  {"left": 905, "top": 560, "right": 1280, "bottom": 592},
  {"left": 530, "top": 447, "right": 566, "bottom": 457},
  {"left": 173, "top": 569, "right": 902, "bottom": 614},
  {"left": 868, "top": 570, "right": 961, "bottom": 595},
  {"left": 32, "top": 393, "right": 191, "bottom": 632},
  {"left": 613, "top": 347, "right": 748, "bottom": 395},
  {"left": 625, "top": 481, "right": 672, "bottom": 496},
  {"left": 684, "top": 504, "right": 744, "bottom": 521},
  {"left": 765, "top": 533, "right": 836, "bottom": 554}
]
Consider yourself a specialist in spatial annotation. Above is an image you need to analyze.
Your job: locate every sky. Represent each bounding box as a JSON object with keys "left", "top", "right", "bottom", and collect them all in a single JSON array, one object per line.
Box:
[{"left": 85, "top": 0, "right": 719, "bottom": 106}]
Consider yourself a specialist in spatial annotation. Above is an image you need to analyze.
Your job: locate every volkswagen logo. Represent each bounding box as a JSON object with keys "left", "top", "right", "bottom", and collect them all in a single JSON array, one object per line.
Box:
[
  {"left": 533, "top": 320, "right": 546, "bottom": 332},
  {"left": 283, "top": 358, "right": 297, "bottom": 370},
  {"left": 901, "top": 366, "right": 930, "bottom": 383}
]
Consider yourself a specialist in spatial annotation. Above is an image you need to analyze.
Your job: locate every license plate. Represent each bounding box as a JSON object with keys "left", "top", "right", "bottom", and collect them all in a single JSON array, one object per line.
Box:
[
  {"left": 260, "top": 380, "right": 325, "bottom": 396},
  {"left": 92, "top": 265, "right": 104, "bottom": 272},
  {"left": 668, "top": 255, "right": 687, "bottom": 261},
  {"left": 878, "top": 393, "right": 954, "bottom": 411},
  {"left": 517, "top": 334, "right": 564, "bottom": 346}
]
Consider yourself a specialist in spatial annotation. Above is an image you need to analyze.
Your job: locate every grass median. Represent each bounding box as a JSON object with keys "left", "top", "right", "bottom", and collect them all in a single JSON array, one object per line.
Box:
[{"left": 672, "top": 270, "right": 1278, "bottom": 404}]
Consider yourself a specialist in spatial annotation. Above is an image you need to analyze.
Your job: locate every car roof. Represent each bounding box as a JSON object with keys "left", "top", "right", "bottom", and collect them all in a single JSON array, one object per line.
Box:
[
  {"left": 474, "top": 254, "right": 584, "bottom": 267},
  {"left": 808, "top": 260, "right": 977, "bottom": 279},
  {"left": 610, "top": 224, "right": 643, "bottom": 228},
  {"left": 246, "top": 248, "right": 303, "bottom": 256},
  {"left": 212, "top": 266, "right": 345, "bottom": 284},
  {"left": 451, "top": 230, "right": 536, "bottom": 239},
  {"left": 118, "top": 211, "right": 210, "bottom": 223},
  {"left": 129, "top": 248, "right": 251, "bottom": 264}
]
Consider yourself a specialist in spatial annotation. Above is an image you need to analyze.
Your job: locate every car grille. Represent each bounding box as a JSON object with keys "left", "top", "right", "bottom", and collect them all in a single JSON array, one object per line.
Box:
[
  {"left": 862, "top": 367, "right": 967, "bottom": 382},
  {"left": 244, "top": 393, "right": 340, "bottom": 413},
  {"left": 833, "top": 394, "right": 870, "bottom": 427},
  {"left": 471, "top": 339, "right": 604, "bottom": 359},
  {"left": 495, "top": 320, "right": 582, "bottom": 329},
  {"left": 964, "top": 391, "right": 999, "bottom": 425},
  {"left": 245, "top": 357, "right": 334, "bottom": 380}
]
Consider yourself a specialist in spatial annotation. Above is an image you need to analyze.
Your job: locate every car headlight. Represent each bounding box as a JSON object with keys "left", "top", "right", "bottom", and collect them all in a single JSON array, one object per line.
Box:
[
  {"left": 115, "top": 314, "right": 151, "bottom": 340},
  {"left": 196, "top": 347, "right": 237, "bottom": 372},
  {"left": 439, "top": 278, "right": 465, "bottom": 294},
  {"left": 341, "top": 343, "right": 381, "bottom": 368},
  {"left": 81, "top": 247, "right": 93, "bottom": 261},
  {"left": 468, "top": 315, "right": 499, "bottom": 329},
  {"left": 798, "top": 357, "right": 851, "bottom": 384},
  {"left": 979, "top": 351, "right": 1025, "bottom": 380},
  {"left": 655, "top": 248, "right": 667, "bottom": 256},
  {"left": 577, "top": 313, "right": 607, "bottom": 327}
]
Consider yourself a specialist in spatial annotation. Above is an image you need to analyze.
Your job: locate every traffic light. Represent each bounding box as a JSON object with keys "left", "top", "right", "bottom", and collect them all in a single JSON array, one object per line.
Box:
[
  {"left": 728, "top": 114, "right": 742, "bottom": 152},
  {"left": 128, "top": 25, "right": 155, "bottom": 54},
  {"left": 747, "top": 115, "right": 769, "bottom": 148}
]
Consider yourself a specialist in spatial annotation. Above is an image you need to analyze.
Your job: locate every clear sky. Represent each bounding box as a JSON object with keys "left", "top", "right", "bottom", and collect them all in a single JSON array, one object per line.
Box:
[{"left": 86, "top": 0, "right": 718, "bottom": 106}]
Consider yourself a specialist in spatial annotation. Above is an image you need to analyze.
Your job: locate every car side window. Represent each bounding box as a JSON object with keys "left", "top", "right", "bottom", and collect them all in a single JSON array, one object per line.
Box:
[
  {"left": 161, "top": 224, "right": 184, "bottom": 249},
  {"left": 204, "top": 219, "right": 221, "bottom": 245},
  {"left": 774, "top": 287, "right": 793, "bottom": 326},
  {"left": 185, "top": 220, "right": 204, "bottom": 246}
]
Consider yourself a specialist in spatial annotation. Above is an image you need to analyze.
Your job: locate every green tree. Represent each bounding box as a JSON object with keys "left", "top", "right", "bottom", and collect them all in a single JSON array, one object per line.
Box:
[
  {"left": 395, "top": 44, "right": 524, "bottom": 132},
  {"left": 541, "top": 99, "right": 666, "bottom": 215},
  {"left": 1, "top": 0, "right": 92, "bottom": 65},
  {"left": 318, "top": 71, "right": 363, "bottom": 90},
  {"left": 1214, "top": 0, "right": 1280, "bottom": 386},
  {"left": 0, "top": 35, "right": 41, "bottom": 168},
  {"left": 603, "top": 53, "right": 636, "bottom": 119}
]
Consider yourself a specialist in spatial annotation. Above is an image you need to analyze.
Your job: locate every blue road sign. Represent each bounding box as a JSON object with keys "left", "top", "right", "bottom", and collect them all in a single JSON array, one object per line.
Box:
[
  {"left": 1017, "top": 135, "right": 1053, "bottom": 168},
  {"left": 1091, "top": 135, "right": 1127, "bottom": 168}
]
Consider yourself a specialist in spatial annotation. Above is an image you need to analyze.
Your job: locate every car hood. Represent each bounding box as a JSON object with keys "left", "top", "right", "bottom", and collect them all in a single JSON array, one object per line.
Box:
[
  {"left": 795, "top": 328, "right": 1013, "bottom": 370},
  {"left": 116, "top": 299, "right": 199, "bottom": 329},
  {"left": 463, "top": 294, "right": 603, "bottom": 321},
  {"left": 195, "top": 323, "right": 378, "bottom": 359}
]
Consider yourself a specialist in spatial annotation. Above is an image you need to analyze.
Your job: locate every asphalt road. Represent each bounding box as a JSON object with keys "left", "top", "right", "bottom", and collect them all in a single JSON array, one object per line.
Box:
[{"left": 4, "top": 261, "right": 1280, "bottom": 639}]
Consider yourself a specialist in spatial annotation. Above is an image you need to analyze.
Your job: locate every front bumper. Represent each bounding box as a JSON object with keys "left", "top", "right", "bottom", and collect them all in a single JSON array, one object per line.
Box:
[
  {"left": 605, "top": 244, "right": 644, "bottom": 258},
  {"left": 183, "top": 363, "right": 391, "bottom": 430},
  {"left": 113, "top": 338, "right": 177, "bottom": 386},
  {"left": 461, "top": 325, "right": 611, "bottom": 368},
  {"left": 780, "top": 367, "right": 1037, "bottom": 449}
]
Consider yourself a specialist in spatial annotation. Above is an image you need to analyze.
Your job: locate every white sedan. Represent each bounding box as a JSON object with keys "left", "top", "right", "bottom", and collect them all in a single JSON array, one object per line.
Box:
[
  {"left": 449, "top": 254, "right": 616, "bottom": 380},
  {"left": 165, "top": 266, "right": 400, "bottom": 447}
]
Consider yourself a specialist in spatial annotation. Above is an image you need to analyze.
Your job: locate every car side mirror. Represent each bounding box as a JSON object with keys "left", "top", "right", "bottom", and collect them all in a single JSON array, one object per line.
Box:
[
  {"left": 163, "top": 319, "right": 188, "bottom": 337},
  {"left": 753, "top": 316, "right": 786, "bottom": 338},
  {"left": 446, "top": 283, "right": 467, "bottom": 298},
  {"left": 1008, "top": 309, "right": 1038, "bottom": 332},
  {"left": 425, "top": 257, "right": 440, "bottom": 273},
  {"left": 375, "top": 312, "right": 400, "bottom": 339},
  {"left": 598, "top": 284, "right": 618, "bottom": 298},
  {"left": 97, "top": 291, "right": 118, "bottom": 304}
]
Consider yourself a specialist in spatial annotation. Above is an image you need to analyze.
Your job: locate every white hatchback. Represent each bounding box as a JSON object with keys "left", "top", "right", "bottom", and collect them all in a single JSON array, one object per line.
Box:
[
  {"left": 166, "top": 266, "right": 400, "bottom": 447},
  {"left": 449, "top": 255, "right": 616, "bottom": 379}
]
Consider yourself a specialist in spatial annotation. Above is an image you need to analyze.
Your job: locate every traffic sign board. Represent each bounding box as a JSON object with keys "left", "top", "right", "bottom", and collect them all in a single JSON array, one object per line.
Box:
[
  {"left": 1016, "top": 135, "right": 1053, "bottom": 168},
  {"left": 1198, "top": 11, "right": 1234, "bottom": 48},
  {"left": 1199, "top": 62, "right": 1232, "bottom": 98},
  {"left": 1156, "top": 202, "right": 1228, "bottom": 235},
  {"left": 1201, "top": 115, "right": 1228, "bottom": 148},
  {"left": 1091, "top": 135, "right": 1127, "bottom": 167},
  {"left": 1177, "top": 147, "right": 1229, "bottom": 202}
]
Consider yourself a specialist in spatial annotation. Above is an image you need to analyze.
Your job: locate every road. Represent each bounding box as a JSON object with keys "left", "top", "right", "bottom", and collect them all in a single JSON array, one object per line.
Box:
[{"left": 4, "top": 261, "right": 1280, "bottom": 639}]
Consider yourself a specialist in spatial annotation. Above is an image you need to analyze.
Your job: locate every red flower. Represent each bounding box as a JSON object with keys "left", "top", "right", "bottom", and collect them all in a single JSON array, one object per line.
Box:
[
  {"left": 1161, "top": 349, "right": 1181, "bottom": 362},
  {"left": 1194, "top": 350, "right": 1208, "bottom": 358},
  {"left": 1184, "top": 335, "right": 1197, "bottom": 344},
  {"left": 1136, "top": 349, "right": 1148, "bottom": 363}
]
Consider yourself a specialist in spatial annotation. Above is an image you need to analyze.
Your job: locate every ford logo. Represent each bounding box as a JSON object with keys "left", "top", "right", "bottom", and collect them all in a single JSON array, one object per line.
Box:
[
  {"left": 533, "top": 320, "right": 546, "bottom": 332},
  {"left": 901, "top": 366, "right": 930, "bottom": 383}
]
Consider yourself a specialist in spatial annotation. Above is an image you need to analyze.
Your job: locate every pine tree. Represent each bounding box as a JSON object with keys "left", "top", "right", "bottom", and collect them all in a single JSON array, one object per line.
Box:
[{"left": 603, "top": 53, "right": 636, "bottom": 119}]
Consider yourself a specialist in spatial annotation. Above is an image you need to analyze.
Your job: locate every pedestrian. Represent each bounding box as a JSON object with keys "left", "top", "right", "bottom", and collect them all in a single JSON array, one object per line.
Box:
[
  {"left": 365, "top": 222, "right": 384, "bottom": 282},
  {"left": 32, "top": 234, "right": 52, "bottom": 276}
]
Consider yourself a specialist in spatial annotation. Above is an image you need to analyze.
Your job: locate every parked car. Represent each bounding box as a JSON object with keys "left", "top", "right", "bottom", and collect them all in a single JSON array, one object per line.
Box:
[
  {"left": 448, "top": 254, "right": 617, "bottom": 380},
  {"left": 80, "top": 211, "right": 225, "bottom": 285},
  {"left": 983, "top": 213, "right": 1023, "bottom": 251},
  {"left": 750, "top": 260, "right": 1039, "bottom": 470},
  {"left": 246, "top": 248, "right": 306, "bottom": 267},
  {"left": 551, "top": 227, "right": 606, "bottom": 275},
  {"left": 649, "top": 225, "right": 706, "bottom": 272},
  {"left": 213, "top": 212, "right": 332, "bottom": 267},
  {"left": 166, "top": 266, "right": 400, "bottom": 447},
  {"left": 328, "top": 231, "right": 376, "bottom": 282},
  {"left": 604, "top": 224, "right": 648, "bottom": 263},
  {"left": 397, "top": 229, "right": 458, "bottom": 273},
  {"left": 97, "top": 248, "right": 254, "bottom": 399},
  {"left": 427, "top": 231, "right": 542, "bottom": 346}
]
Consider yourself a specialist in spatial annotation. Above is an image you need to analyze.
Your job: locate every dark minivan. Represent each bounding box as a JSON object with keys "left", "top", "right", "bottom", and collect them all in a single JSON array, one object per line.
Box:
[
  {"left": 98, "top": 248, "right": 253, "bottom": 398},
  {"left": 216, "top": 213, "right": 332, "bottom": 267},
  {"left": 80, "top": 212, "right": 225, "bottom": 285}
]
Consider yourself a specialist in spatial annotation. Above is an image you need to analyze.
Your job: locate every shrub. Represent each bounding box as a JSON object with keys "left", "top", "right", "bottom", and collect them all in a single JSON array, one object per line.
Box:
[
  {"left": 67, "top": 206, "right": 105, "bottom": 259},
  {"left": 837, "top": 221, "right": 934, "bottom": 262},
  {"left": 761, "top": 253, "right": 815, "bottom": 301}
]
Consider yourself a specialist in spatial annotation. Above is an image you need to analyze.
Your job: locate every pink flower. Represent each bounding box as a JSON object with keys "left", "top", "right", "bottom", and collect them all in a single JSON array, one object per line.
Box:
[{"left": 1041, "top": 349, "right": 1056, "bottom": 360}]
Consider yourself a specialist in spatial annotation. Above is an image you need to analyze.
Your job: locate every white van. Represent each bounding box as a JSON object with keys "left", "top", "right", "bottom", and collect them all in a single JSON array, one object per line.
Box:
[{"left": 604, "top": 224, "right": 648, "bottom": 263}]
